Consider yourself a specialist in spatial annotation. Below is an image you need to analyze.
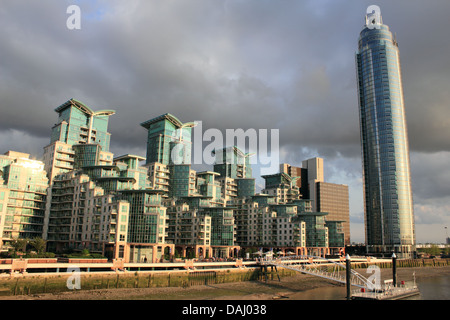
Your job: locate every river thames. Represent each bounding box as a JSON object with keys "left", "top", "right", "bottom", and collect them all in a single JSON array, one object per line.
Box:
[{"left": 286, "top": 274, "right": 450, "bottom": 300}]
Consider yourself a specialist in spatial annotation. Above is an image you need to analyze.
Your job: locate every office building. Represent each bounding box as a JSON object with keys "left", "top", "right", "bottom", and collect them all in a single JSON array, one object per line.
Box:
[
  {"left": 280, "top": 159, "right": 350, "bottom": 246},
  {"left": 280, "top": 163, "right": 309, "bottom": 198},
  {"left": 302, "top": 157, "right": 324, "bottom": 211},
  {"left": 356, "top": 8, "right": 415, "bottom": 257},
  {"left": 316, "top": 182, "right": 350, "bottom": 245},
  {"left": 280, "top": 158, "right": 327, "bottom": 210}
]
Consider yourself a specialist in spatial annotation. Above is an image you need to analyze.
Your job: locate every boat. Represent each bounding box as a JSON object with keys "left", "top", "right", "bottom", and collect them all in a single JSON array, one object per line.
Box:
[{"left": 352, "top": 278, "right": 420, "bottom": 300}]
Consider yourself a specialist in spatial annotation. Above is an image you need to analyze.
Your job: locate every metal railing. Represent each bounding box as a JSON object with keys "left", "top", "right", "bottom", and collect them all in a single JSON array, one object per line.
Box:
[{"left": 258, "top": 255, "right": 373, "bottom": 289}]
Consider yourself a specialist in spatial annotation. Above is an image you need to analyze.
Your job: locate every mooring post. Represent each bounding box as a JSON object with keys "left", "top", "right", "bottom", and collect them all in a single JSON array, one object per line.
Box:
[
  {"left": 346, "top": 254, "right": 351, "bottom": 300},
  {"left": 264, "top": 265, "right": 268, "bottom": 282},
  {"left": 275, "top": 266, "right": 280, "bottom": 282},
  {"left": 392, "top": 253, "right": 397, "bottom": 287}
]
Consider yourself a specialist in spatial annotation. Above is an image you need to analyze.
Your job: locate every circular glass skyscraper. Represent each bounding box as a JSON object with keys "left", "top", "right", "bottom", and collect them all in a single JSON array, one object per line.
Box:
[{"left": 356, "top": 7, "right": 415, "bottom": 258}]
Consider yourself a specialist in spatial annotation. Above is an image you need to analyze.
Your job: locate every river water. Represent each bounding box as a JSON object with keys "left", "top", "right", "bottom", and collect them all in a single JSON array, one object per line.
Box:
[
  {"left": 289, "top": 275, "right": 450, "bottom": 300},
  {"left": 413, "top": 275, "right": 450, "bottom": 300}
]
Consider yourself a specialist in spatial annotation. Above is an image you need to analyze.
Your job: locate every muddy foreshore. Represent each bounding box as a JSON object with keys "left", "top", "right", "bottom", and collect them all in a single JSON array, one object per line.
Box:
[{"left": 1, "top": 266, "right": 449, "bottom": 300}]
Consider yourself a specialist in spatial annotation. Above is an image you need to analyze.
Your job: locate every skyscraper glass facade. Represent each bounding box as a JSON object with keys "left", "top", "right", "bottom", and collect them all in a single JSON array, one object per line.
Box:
[
  {"left": 51, "top": 99, "right": 115, "bottom": 152},
  {"left": 140, "top": 113, "right": 193, "bottom": 165},
  {"left": 73, "top": 144, "right": 101, "bottom": 169},
  {"left": 1, "top": 94, "right": 350, "bottom": 260},
  {"left": 169, "top": 164, "right": 193, "bottom": 198},
  {"left": 0, "top": 152, "right": 48, "bottom": 242},
  {"left": 356, "top": 9, "right": 415, "bottom": 257},
  {"left": 213, "top": 147, "right": 253, "bottom": 179},
  {"left": 118, "top": 190, "right": 166, "bottom": 244},
  {"left": 44, "top": 99, "right": 115, "bottom": 183}
]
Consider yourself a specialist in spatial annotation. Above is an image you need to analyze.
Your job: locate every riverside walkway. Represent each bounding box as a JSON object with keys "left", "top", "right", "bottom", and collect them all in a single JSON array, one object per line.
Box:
[
  {"left": 0, "top": 258, "right": 258, "bottom": 275},
  {"left": 0, "top": 255, "right": 387, "bottom": 276}
]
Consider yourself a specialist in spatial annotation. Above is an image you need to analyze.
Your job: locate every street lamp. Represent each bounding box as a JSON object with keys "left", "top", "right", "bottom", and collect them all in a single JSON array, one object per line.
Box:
[{"left": 346, "top": 254, "right": 351, "bottom": 300}]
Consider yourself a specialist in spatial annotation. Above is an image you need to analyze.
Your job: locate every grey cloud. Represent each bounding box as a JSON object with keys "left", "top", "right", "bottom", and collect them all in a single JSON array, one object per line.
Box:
[
  {"left": 1, "top": 1, "right": 450, "bottom": 242},
  {"left": 414, "top": 199, "right": 450, "bottom": 225},
  {"left": 410, "top": 151, "right": 450, "bottom": 201},
  {"left": 2, "top": 0, "right": 449, "bottom": 155},
  {"left": 0, "top": 129, "right": 48, "bottom": 159}
]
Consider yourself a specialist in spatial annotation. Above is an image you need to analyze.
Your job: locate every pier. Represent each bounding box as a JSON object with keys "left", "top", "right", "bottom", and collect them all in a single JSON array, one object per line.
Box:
[{"left": 257, "top": 253, "right": 421, "bottom": 300}]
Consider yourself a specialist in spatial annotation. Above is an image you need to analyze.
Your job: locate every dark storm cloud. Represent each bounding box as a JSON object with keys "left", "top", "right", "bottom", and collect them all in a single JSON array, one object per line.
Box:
[
  {"left": 2, "top": 0, "right": 449, "bottom": 154},
  {"left": 1, "top": 0, "right": 450, "bottom": 241}
]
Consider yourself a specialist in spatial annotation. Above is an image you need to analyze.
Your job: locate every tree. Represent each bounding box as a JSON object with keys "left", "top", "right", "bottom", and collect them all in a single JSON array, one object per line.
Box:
[
  {"left": 10, "top": 238, "right": 27, "bottom": 256},
  {"left": 429, "top": 245, "right": 440, "bottom": 256},
  {"left": 29, "top": 237, "right": 47, "bottom": 254}
]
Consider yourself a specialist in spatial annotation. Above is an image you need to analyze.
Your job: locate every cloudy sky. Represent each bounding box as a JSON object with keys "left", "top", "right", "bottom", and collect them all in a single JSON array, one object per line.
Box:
[{"left": 1, "top": 0, "right": 449, "bottom": 243}]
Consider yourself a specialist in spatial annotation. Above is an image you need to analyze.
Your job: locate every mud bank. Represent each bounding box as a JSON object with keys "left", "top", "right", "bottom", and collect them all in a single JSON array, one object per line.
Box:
[{"left": 1, "top": 266, "right": 449, "bottom": 300}]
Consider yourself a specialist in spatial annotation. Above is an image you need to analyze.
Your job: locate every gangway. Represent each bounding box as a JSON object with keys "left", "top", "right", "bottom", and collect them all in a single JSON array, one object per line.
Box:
[{"left": 258, "top": 255, "right": 375, "bottom": 290}]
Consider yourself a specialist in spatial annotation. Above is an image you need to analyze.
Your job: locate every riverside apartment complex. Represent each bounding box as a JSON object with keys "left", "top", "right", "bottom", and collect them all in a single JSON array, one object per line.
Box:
[{"left": 0, "top": 99, "right": 349, "bottom": 262}]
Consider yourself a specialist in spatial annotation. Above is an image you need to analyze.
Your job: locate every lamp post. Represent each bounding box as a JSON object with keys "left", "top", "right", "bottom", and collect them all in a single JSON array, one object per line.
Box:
[
  {"left": 392, "top": 253, "right": 397, "bottom": 287},
  {"left": 346, "top": 254, "right": 352, "bottom": 300}
]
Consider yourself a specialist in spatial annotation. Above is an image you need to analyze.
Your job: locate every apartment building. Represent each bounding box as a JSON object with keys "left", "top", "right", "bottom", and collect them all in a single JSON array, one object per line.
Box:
[
  {"left": 0, "top": 151, "right": 48, "bottom": 249},
  {"left": 1, "top": 104, "right": 349, "bottom": 260}
]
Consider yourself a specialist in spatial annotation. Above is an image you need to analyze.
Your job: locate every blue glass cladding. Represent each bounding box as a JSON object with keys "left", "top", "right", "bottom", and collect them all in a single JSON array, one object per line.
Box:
[{"left": 356, "top": 23, "right": 415, "bottom": 251}]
